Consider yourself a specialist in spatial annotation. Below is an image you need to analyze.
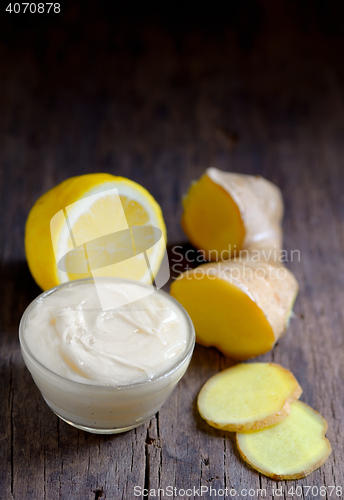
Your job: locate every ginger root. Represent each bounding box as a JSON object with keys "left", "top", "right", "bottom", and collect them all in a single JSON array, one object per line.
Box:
[
  {"left": 236, "top": 401, "right": 331, "bottom": 480},
  {"left": 170, "top": 256, "right": 298, "bottom": 360},
  {"left": 198, "top": 363, "right": 302, "bottom": 432},
  {"left": 181, "top": 168, "right": 283, "bottom": 260}
]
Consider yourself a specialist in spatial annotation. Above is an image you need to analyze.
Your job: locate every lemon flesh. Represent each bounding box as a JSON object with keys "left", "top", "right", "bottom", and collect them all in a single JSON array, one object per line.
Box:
[{"left": 25, "top": 173, "right": 166, "bottom": 290}]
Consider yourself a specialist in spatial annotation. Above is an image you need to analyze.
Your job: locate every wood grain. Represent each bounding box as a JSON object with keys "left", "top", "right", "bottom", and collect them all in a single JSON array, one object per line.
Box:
[{"left": 1, "top": 2, "right": 344, "bottom": 499}]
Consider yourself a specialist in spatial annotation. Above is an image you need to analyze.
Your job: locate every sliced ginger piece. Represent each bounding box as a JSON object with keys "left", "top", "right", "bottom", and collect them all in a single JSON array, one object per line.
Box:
[
  {"left": 170, "top": 257, "right": 298, "bottom": 359},
  {"left": 236, "top": 401, "right": 331, "bottom": 480},
  {"left": 181, "top": 168, "right": 284, "bottom": 259},
  {"left": 181, "top": 172, "right": 245, "bottom": 259},
  {"left": 198, "top": 363, "right": 302, "bottom": 432}
]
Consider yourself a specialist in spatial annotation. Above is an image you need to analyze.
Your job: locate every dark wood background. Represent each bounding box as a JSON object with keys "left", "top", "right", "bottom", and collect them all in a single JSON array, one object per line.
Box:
[{"left": 1, "top": 2, "right": 344, "bottom": 499}]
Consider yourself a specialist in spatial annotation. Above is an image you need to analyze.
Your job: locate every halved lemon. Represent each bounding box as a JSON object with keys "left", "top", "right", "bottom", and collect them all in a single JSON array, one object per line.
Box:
[{"left": 25, "top": 173, "right": 167, "bottom": 290}]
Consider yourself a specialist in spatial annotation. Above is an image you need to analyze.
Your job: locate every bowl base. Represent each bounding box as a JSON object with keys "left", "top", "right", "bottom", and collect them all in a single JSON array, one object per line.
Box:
[{"left": 53, "top": 411, "right": 152, "bottom": 434}]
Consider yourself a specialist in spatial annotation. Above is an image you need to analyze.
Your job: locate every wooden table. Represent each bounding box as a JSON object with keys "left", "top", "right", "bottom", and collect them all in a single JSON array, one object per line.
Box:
[{"left": 1, "top": 3, "right": 343, "bottom": 499}]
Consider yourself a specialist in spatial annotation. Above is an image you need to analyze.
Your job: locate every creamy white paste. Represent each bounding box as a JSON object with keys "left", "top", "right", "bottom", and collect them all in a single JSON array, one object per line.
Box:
[{"left": 24, "top": 281, "right": 188, "bottom": 386}]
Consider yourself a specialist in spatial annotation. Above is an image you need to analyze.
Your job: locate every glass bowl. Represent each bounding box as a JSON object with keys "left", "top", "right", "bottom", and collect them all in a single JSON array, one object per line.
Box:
[{"left": 19, "top": 278, "right": 195, "bottom": 434}]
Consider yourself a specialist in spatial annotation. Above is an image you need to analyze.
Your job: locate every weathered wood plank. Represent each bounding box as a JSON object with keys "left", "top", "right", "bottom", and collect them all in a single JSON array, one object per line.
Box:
[{"left": 1, "top": 3, "right": 344, "bottom": 499}]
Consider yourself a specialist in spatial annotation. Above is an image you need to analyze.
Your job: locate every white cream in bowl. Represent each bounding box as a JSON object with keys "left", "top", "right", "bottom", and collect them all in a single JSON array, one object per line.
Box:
[{"left": 19, "top": 278, "right": 195, "bottom": 433}]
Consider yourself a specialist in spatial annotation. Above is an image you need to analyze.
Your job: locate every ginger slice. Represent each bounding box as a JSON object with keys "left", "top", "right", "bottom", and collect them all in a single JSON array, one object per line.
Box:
[
  {"left": 181, "top": 168, "right": 283, "bottom": 260},
  {"left": 236, "top": 401, "right": 331, "bottom": 480},
  {"left": 181, "top": 172, "right": 245, "bottom": 259},
  {"left": 198, "top": 363, "right": 302, "bottom": 432},
  {"left": 170, "top": 257, "right": 298, "bottom": 359}
]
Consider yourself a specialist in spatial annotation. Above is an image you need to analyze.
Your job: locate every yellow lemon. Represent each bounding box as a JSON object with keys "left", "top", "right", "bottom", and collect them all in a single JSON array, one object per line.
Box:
[{"left": 25, "top": 173, "right": 167, "bottom": 290}]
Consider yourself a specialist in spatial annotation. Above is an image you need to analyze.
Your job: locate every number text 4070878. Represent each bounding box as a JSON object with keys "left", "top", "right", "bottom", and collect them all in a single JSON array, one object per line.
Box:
[{"left": 5, "top": 3, "right": 60, "bottom": 14}]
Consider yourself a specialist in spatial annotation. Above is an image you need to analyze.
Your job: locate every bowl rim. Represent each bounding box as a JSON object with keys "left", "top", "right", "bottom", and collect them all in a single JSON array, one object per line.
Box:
[{"left": 19, "top": 277, "right": 195, "bottom": 390}]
